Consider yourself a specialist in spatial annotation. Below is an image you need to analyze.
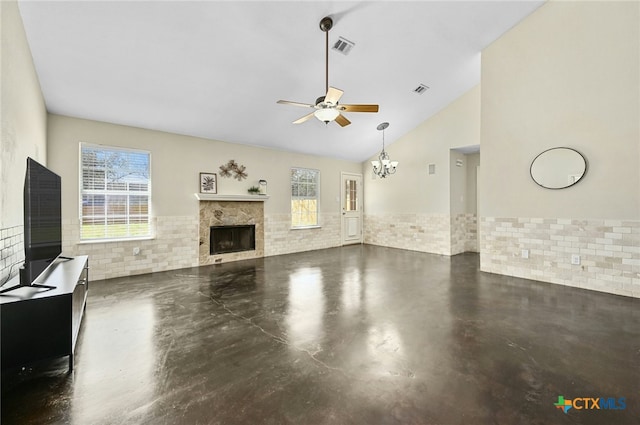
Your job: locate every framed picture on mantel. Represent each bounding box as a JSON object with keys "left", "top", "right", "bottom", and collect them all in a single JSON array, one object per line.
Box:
[{"left": 199, "top": 173, "right": 217, "bottom": 194}]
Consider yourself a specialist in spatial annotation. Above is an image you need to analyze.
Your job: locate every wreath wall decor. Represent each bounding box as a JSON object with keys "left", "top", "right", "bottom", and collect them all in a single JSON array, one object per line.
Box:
[
  {"left": 219, "top": 160, "right": 248, "bottom": 181},
  {"left": 234, "top": 164, "right": 248, "bottom": 181}
]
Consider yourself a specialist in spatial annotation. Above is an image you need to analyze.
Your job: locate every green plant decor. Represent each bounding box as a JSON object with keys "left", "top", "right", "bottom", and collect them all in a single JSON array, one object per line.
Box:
[{"left": 247, "top": 186, "right": 261, "bottom": 194}]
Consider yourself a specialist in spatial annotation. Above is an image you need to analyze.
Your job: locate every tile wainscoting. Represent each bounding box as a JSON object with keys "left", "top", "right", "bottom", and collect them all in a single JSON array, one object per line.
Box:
[
  {"left": 364, "top": 213, "right": 453, "bottom": 255},
  {"left": 480, "top": 217, "right": 640, "bottom": 298},
  {"left": 451, "top": 213, "right": 478, "bottom": 255},
  {"left": 62, "top": 216, "right": 199, "bottom": 281},
  {"left": 57, "top": 212, "right": 640, "bottom": 299},
  {"left": 0, "top": 225, "right": 24, "bottom": 284},
  {"left": 264, "top": 212, "right": 341, "bottom": 257},
  {"left": 60, "top": 212, "right": 342, "bottom": 280}
]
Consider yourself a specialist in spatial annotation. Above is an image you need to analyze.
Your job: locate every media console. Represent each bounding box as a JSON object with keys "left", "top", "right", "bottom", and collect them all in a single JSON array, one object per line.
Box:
[{"left": 0, "top": 255, "right": 89, "bottom": 371}]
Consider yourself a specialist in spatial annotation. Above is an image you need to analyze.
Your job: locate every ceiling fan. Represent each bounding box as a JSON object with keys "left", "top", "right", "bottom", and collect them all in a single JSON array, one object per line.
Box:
[{"left": 277, "top": 16, "right": 379, "bottom": 127}]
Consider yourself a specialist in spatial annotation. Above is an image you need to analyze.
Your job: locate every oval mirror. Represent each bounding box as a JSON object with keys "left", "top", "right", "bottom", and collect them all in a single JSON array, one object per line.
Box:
[{"left": 530, "top": 147, "right": 587, "bottom": 189}]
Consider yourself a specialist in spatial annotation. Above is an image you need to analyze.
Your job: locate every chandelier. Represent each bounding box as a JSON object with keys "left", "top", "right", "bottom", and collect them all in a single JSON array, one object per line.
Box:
[{"left": 371, "top": 122, "right": 398, "bottom": 178}]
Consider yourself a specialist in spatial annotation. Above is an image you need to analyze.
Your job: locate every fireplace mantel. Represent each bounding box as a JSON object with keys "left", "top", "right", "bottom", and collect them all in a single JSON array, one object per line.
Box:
[{"left": 194, "top": 193, "right": 269, "bottom": 202}]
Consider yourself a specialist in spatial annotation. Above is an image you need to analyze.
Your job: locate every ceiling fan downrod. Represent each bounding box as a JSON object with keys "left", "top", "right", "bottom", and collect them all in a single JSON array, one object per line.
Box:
[{"left": 319, "top": 16, "right": 333, "bottom": 97}]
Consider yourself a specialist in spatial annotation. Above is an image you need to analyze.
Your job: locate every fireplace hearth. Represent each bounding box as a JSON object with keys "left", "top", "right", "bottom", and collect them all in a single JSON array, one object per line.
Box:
[{"left": 210, "top": 225, "right": 256, "bottom": 255}]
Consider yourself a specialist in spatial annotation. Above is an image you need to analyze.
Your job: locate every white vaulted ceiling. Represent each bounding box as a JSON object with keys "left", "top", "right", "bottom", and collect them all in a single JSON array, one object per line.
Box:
[{"left": 18, "top": 1, "right": 543, "bottom": 162}]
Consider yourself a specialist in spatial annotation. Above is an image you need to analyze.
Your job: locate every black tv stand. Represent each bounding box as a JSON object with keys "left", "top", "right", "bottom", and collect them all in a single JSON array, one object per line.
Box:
[{"left": 1, "top": 256, "right": 89, "bottom": 371}]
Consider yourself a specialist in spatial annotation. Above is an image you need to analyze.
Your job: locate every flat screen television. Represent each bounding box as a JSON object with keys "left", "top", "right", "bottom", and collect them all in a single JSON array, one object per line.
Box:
[{"left": 0, "top": 158, "right": 62, "bottom": 293}]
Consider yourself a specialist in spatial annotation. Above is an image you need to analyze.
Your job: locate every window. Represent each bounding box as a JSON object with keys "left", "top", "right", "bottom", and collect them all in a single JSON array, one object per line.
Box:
[
  {"left": 291, "top": 168, "right": 319, "bottom": 228},
  {"left": 345, "top": 179, "right": 357, "bottom": 211},
  {"left": 80, "top": 144, "right": 151, "bottom": 240}
]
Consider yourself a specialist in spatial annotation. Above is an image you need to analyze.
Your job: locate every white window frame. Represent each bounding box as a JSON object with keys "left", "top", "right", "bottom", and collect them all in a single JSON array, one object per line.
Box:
[
  {"left": 290, "top": 167, "right": 320, "bottom": 229},
  {"left": 79, "top": 143, "right": 152, "bottom": 241}
]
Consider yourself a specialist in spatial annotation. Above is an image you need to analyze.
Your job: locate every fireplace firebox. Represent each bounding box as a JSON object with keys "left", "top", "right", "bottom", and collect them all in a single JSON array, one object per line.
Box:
[{"left": 210, "top": 225, "right": 256, "bottom": 255}]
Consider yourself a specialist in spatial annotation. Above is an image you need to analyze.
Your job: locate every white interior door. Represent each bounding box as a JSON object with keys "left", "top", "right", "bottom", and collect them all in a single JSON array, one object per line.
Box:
[{"left": 341, "top": 172, "right": 363, "bottom": 245}]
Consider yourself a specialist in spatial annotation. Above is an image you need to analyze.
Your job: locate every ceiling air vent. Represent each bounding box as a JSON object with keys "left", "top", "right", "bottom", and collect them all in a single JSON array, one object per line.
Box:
[
  {"left": 413, "top": 84, "right": 430, "bottom": 95},
  {"left": 332, "top": 36, "right": 355, "bottom": 55}
]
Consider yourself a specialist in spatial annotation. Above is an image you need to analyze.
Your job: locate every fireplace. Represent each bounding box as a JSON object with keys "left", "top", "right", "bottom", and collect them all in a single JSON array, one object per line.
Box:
[
  {"left": 199, "top": 200, "right": 264, "bottom": 265},
  {"left": 210, "top": 225, "right": 256, "bottom": 255}
]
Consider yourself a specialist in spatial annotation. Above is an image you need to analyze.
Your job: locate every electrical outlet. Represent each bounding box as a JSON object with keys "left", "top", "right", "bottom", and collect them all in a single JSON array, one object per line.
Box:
[
  {"left": 521, "top": 249, "right": 529, "bottom": 259},
  {"left": 133, "top": 247, "right": 140, "bottom": 256},
  {"left": 571, "top": 254, "right": 580, "bottom": 265}
]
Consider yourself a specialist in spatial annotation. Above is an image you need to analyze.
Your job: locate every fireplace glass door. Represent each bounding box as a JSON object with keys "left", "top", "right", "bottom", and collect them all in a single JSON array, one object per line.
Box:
[{"left": 210, "top": 225, "right": 256, "bottom": 255}]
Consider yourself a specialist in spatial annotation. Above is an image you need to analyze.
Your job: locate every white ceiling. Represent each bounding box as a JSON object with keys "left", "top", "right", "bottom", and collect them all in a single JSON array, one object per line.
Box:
[{"left": 18, "top": 1, "right": 543, "bottom": 162}]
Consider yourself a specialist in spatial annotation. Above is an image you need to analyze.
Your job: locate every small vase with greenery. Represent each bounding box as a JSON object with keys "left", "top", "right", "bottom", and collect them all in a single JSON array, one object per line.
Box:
[{"left": 247, "top": 186, "right": 261, "bottom": 195}]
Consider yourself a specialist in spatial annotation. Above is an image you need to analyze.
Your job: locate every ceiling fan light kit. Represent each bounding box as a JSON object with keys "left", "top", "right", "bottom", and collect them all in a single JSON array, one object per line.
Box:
[
  {"left": 315, "top": 107, "right": 340, "bottom": 122},
  {"left": 276, "top": 16, "right": 379, "bottom": 127}
]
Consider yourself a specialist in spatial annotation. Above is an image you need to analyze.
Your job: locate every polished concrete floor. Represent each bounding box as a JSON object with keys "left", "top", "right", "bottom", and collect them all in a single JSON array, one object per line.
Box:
[{"left": 2, "top": 245, "right": 639, "bottom": 424}]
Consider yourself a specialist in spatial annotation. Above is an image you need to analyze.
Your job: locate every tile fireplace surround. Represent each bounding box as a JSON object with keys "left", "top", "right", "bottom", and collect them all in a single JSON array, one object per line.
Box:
[{"left": 198, "top": 200, "right": 264, "bottom": 265}]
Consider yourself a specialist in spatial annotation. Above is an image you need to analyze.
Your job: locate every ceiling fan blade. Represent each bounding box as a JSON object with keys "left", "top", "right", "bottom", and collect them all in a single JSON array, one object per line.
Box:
[
  {"left": 293, "top": 112, "right": 316, "bottom": 124},
  {"left": 325, "top": 87, "right": 344, "bottom": 105},
  {"left": 277, "top": 100, "right": 315, "bottom": 108},
  {"left": 335, "top": 114, "right": 351, "bottom": 127},
  {"left": 338, "top": 104, "right": 379, "bottom": 113}
]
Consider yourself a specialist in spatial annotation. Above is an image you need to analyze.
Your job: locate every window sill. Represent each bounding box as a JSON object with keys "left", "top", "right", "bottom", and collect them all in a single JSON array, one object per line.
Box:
[
  {"left": 77, "top": 236, "right": 155, "bottom": 244},
  {"left": 290, "top": 225, "right": 322, "bottom": 230}
]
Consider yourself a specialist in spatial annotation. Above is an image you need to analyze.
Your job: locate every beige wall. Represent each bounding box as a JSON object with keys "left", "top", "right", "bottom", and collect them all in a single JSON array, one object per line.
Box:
[
  {"left": 47, "top": 114, "right": 362, "bottom": 279},
  {"left": 481, "top": 1, "right": 639, "bottom": 220},
  {"left": 449, "top": 150, "right": 467, "bottom": 216},
  {"left": 465, "top": 153, "right": 480, "bottom": 215},
  {"left": 47, "top": 114, "right": 361, "bottom": 220},
  {"left": 362, "top": 0, "right": 639, "bottom": 297},
  {"left": 362, "top": 86, "right": 480, "bottom": 255},
  {"left": 0, "top": 0, "right": 48, "bottom": 283},
  {"left": 364, "top": 85, "right": 481, "bottom": 216},
  {"left": 449, "top": 150, "right": 479, "bottom": 216},
  {"left": 1, "top": 0, "right": 47, "bottom": 228},
  {"left": 480, "top": 1, "right": 640, "bottom": 297}
]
